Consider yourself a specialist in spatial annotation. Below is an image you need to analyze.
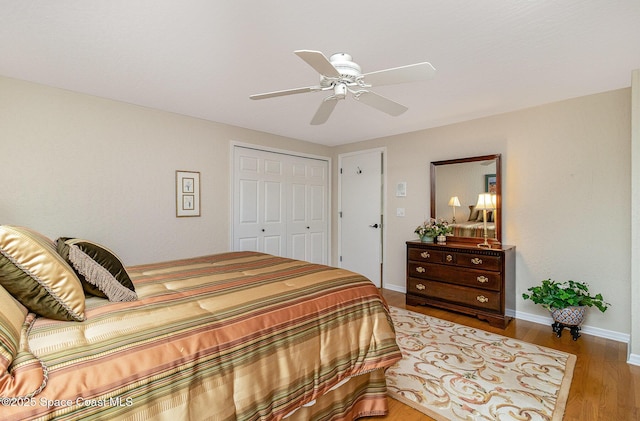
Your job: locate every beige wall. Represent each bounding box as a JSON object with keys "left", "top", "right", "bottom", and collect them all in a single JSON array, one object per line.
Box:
[
  {"left": 0, "top": 76, "right": 331, "bottom": 265},
  {"left": 0, "top": 75, "right": 633, "bottom": 347},
  {"left": 332, "top": 88, "right": 631, "bottom": 336}
]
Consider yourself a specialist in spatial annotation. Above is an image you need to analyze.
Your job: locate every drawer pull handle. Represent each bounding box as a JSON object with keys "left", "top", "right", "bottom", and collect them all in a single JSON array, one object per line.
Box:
[
  {"left": 416, "top": 266, "right": 426, "bottom": 273},
  {"left": 446, "top": 255, "right": 453, "bottom": 262},
  {"left": 477, "top": 276, "right": 489, "bottom": 283},
  {"left": 476, "top": 295, "right": 489, "bottom": 303},
  {"left": 420, "top": 251, "right": 430, "bottom": 258},
  {"left": 471, "top": 258, "right": 483, "bottom": 265},
  {"left": 416, "top": 283, "right": 426, "bottom": 291}
]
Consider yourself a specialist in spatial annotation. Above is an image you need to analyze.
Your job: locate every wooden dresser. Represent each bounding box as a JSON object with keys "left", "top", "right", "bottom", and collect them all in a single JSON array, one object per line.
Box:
[{"left": 406, "top": 241, "right": 516, "bottom": 328}]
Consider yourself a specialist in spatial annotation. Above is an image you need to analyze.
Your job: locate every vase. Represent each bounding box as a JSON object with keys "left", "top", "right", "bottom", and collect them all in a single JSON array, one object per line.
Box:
[
  {"left": 550, "top": 306, "right": 586, "bottom": 326},
  {"left": 436, "top": 235, "right": 446, "bottom": 243},
  {"left": 420, "top": 235, "right": 434, "bottom": 243}
]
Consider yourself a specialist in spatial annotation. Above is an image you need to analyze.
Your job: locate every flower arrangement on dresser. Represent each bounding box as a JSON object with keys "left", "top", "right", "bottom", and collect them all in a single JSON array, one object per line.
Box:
[{"left": 414, "top": 218, "right": 452, "bottom": 243}]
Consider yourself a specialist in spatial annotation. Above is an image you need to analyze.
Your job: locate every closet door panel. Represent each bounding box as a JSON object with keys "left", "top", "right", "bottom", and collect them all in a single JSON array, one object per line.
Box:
[
  {"left": 290, "top": 233, "right": 307, "bottom": 262},
  {"left": 238, "top": 180, "right": 258, "bottom": 224}
]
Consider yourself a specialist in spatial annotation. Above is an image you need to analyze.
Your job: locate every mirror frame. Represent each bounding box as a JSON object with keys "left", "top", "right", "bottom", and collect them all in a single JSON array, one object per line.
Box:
[{"left": 430, "top": 154, "right": 502, "bottom": 246}]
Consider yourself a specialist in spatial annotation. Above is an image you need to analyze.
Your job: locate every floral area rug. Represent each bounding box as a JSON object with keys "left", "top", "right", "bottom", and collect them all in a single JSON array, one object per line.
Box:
[{"left": 386, "top": 306, "right": 576, "bottom": 421}]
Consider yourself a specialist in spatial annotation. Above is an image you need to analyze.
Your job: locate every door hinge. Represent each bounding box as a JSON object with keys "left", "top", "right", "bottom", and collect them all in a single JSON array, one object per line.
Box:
[
  {"left": 339, "top": 256, "right": 342, "bottom": 262},
  {"left": 340, "top": 168, "right": 343, "bottom": 174},
  {"left": 339, "top": 211, "right": 342, "bottom": 218}
]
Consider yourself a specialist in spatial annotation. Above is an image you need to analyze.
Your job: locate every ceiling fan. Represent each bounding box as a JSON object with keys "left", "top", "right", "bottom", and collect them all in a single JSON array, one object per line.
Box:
[{"left": 249, "top": 50, "right": 436, "bottom": 125}]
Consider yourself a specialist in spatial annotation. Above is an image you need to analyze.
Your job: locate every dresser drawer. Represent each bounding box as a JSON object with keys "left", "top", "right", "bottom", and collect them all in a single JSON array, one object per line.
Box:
[
  {"left": 407, "top": 248, "right": 446, "bottom": 263},
  {"left": 443, "top": 251, "right": 502, "bottom": 271},
  {"left": 407, "top": 262, "right": 501, "bottom": 291},
  {"left": 408, "top": 278, "right": 501, "bottom": 311}
]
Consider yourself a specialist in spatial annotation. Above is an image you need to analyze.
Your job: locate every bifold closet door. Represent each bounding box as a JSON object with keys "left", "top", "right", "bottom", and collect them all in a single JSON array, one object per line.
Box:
[
  {"left": 232, "top": 146, "right": 329, "bottom": 264},
  {"left": 233, "top": 148, "right": 285, "bottom": 256},
  {"left": 287, "top": 156, "right": 328, "bottom": 264}
]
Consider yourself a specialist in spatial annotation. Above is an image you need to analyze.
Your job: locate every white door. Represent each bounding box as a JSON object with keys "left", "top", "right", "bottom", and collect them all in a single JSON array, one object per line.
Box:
[
  {"left": 233, "top": 146, "right": 329, "bottom": 264},
  {"left": 234, "top": 149, "right": 286, "bottom": 256},
  {"left": 287, "top": 157, "right": 328, "bottom": 264},
  {"left": 339, "top": 149, "right": 383, "bottom": 287}
]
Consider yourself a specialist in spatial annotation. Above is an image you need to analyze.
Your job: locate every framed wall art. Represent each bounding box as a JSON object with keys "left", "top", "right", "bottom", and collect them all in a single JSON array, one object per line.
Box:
[
  {"left": 176, "top": 170, "right": 200, "bottom": 217},
  {"left": 485, "top": 174, "right": 497, "bottom": 193}
]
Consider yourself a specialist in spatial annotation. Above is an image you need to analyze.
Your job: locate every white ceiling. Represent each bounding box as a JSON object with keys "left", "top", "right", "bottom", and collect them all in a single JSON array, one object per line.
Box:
[{"left": 2, "top": 1, "right": 640, "bottom": 146}]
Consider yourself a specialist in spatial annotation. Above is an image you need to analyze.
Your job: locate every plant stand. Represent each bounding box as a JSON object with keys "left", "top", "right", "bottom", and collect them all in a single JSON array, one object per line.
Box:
[{"left": 551, "top": 321, "right": 581, "bottom": 341}]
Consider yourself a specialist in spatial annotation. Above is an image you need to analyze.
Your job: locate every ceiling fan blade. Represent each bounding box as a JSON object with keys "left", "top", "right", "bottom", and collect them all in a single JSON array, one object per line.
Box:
[
  {"left": 294, "top": 50, "right": 341, "bottom": 78},
  {"left": 355, "top": 91, "right": 408, "bottom": 116},
  {"left": 310, "top": 98, "right": 339, "bottom": 125},
  {"left": 250, "top": 86, "right": 320, "bottom": 100},
  {"left": 363, "top": 62, "right": 436, "bottom": 87}
]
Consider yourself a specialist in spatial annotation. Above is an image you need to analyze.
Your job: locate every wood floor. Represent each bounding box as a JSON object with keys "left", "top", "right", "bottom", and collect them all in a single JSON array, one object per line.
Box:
[{"left": 368, "top": 289, "right": 640, "bottom": 421}]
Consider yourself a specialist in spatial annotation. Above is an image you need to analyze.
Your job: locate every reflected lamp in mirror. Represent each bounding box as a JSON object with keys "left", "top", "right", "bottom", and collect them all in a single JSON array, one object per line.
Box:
[
  {"left": 475, "top": 193, "right": 495, "bottom": 248},
  {"left": 448, "top": 196, "right": 461, "bottom": 223}
]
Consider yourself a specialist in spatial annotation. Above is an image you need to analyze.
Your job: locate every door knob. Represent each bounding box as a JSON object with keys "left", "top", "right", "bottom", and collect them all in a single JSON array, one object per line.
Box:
[{"left": 369, "top": 223, "right": 379, "bottom": 228}]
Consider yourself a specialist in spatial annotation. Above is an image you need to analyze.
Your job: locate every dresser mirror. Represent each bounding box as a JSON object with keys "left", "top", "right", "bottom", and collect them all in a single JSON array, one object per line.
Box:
[{"left": 430, "top": 154, "right": 501, "bottom": 245}]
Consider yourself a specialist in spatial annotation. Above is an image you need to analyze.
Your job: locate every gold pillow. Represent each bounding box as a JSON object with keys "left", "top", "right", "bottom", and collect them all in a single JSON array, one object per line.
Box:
[
  {"left": 0, "top": 226, "right": 85, "bottom": 321},
  {"left": 468, "top": 205, "right": 480, "bottom": 221},
  {"left": 0, "top": 284, "right": 28, "bottom": 374}
]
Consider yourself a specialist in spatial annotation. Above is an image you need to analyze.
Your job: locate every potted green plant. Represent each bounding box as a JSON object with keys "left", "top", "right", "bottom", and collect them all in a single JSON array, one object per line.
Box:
[{"left": 522, "top": 279, "right": 610, "bottom": 340}]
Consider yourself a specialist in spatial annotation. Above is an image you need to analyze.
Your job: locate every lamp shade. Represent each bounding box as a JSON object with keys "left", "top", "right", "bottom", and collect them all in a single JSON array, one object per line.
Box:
[
  {"left": 475, "top": 193, "right": 495, "bottom": 210},
  {"left": 448, "top": 196, "right": 461, "bottom": 207}
]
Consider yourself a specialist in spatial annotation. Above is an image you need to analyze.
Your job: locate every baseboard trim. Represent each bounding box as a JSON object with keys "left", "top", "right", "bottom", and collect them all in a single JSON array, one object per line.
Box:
[
  {"left": 383, "top": 283, "right": 406, "bottom": 294},
  {"left": 515, "top": 310, "right": 630, "bottom": 344},
  {"left": 382, "top": 287, "right": 632, "bottom": 346},
  {"left": 628, "top": 353, "right": 640, "bottom": 366}
]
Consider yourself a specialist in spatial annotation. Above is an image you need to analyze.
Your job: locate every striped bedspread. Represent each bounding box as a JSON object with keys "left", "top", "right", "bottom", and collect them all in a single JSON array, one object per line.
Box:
[
  {"left": 4, "top": 252, "right": 401, "bottom": 420},
  {"left": 450, "top": 221, "right": 496, "bottom": 238}
]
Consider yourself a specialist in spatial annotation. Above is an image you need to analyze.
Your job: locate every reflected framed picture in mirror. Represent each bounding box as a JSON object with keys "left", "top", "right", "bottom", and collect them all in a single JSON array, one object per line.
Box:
[{"left": 485, "top": 174, "right": 496, "bottom": 193}]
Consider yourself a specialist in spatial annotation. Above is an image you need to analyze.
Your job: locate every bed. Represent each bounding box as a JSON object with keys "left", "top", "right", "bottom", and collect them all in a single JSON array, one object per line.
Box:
[
  {"left": 0, "top": 225, "right": 401, "bottom": 420},
  {"left": 449, "top": 206, "right": 496, "bottom": 238},
  {"left": 449, "top": 220, "right": 496, "bottom": 238}
]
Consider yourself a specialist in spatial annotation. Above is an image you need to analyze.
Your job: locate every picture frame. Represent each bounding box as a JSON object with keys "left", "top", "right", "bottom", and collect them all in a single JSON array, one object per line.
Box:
[
  {"left": 176, "top": 170, "right": 200, "bottom": 217},
  {"left": 485, "top": 174, "right": 497, "bottom": 193}
]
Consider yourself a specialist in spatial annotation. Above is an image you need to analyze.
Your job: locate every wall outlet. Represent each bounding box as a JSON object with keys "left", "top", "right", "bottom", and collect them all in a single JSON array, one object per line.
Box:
[{"left": 396, "top": 208, "right": 405, "bottom": 217}]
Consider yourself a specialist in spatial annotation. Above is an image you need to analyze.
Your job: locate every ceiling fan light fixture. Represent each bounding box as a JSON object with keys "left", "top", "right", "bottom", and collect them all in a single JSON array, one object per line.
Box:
[{"left": 333, "top": 83, "right": 347, "bottom": 99}]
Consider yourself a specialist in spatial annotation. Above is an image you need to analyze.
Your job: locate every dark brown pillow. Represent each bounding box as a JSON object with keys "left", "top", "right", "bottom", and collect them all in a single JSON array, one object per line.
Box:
[{"left": 56, "top": 238, "right": 137, "bottom": 302}]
